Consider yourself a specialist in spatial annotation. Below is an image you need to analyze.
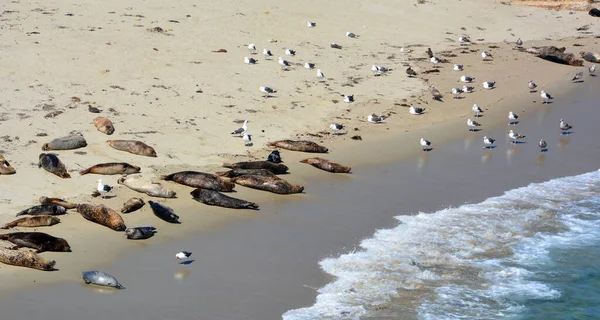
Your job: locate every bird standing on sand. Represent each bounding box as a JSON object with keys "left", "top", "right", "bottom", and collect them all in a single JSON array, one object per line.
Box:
[
  {"left": 572, "top": 71, "right": 584, "bottom": 82},
  {"left": 420, "top": 138, "right": 431, "bottom": 151},
  {"left": 472, "top": 104, "right": 483, "bottom": 117},
  {"left": 285, "top": 49, "right": 296, "bottom": 56},
  {"left": 278, "top": 57, "right": 290, "bottom": 70},
  {"left": 560, "top": 119, "right": 572, "bottom": 133},
  {"left": 244, "top": 57, "right": 256, "bottom": 64},
  {"left": 248, "top": 43, "right": 256, "bottom": 54},
  {"left": 267, "top": 150, "right": 282, "bottom": 163},
  {"left": 459, "top": 36, "right": 471, "bottom": 45},
  {"left": 452, "top": 87, "right": 463, "bottom": 99},
  {"left": 430, "top": 56, "right": 440, "bottom": 67},
  {"left": 231, "top": 120, "right": 248, "bottom": 136},
  {"left": 540, "top": 90, "right": 553, "bottom": 104},
  {"left": 263, "top": 48, "right": 273, "bottom": 59},
  {"left": 462, "top": 85, "right": 474, "bottom": 93},
  {"left": 96, "top": 179, "right": 113, "bottom": 199},
  {"left": 316, "top": 69, "right": 325, "bottom": 80},
  {"left": 538, "top": 139, "right": 547, "bottom": 151},
  {"left": 482, "top": 81, "right": 495, "bottom": 90},
  {"left": 243, "top": 133, "right": 252, "bottom": 146},
  {"left": 508, "top": 111, "right": 519, "bottom": 125},
  {"left": 589, "top": 64, "right": 596, "bottom": 75},
  {"left": 330, "top": 123, "right": 345, "bottom": 135},
  {"left": 176, "top": 251, "right": 192, "bottom": 260},
  {"left": 346, "top": 32, "right": 357, "bottom": 38},
  {"left": 454, "top": 64, "right": 464, "bottom": 71},
  {"left": 430, "top": 85, "right": 443, "bottom": 101},
  {"left": 304, "top": 62, "right": 315, "bottom": 69},
  {"left": 481, "top": 51, "right": 493, "bottom": 61},
  {"left": 467, "top": 118, "right": 481, "bottom": 131},
  {"left": 508, "top": 129, "right": 526, "bottom": 143},
  {"left": 368, "top": 114, "right": 385, "bottom": 123},
  {"left": 307, "top": 21, "right": 316, "bottom": 28},
  {"left": 342, "top": 94, "right": 354, "bottom": 103},
  {"left": 528, "top": 80, "right": 537, "bottom": 92},
  {"left": 371, "top": 65, "right": 389, "bottom": 75},
  {"left": 406, "top": 67, "right": 417, "bottom": 77},
  {"left": 259, "top": 86, "right": 276, "bottom": 98},
  {"left": 483, "top": 136, "right": 496, "bottom": 148},
  {"left": 410, "top": 106, "right": 425, "bottom": 115}
]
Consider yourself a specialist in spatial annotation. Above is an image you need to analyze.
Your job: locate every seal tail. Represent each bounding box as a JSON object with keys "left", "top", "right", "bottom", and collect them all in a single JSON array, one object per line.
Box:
[
  {"left": 215, "top": 170, "right": 230, "bottom": 177},
  {"left": 62, "top": 173, "right": 71, "bottom": 179},
  {"left": 299, "top": 159, "right": 309, "bottom": 164},
  {"left": 0, "top": 222, "right": 15, "bottom": 229},
  {"left": 222, "top": 163, "right": 234, "bottom": 169},
  {"left": 159, "top": 174, "right": 172, "bottom": 181},
  {"left": 79, "top": 168, "right": 91, "bottom": 175}
]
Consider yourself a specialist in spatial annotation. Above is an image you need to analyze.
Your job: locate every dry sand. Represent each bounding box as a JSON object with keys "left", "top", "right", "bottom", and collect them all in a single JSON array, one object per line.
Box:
[{"left": 0, "top": 0, "right": 599, "bottom": 304}]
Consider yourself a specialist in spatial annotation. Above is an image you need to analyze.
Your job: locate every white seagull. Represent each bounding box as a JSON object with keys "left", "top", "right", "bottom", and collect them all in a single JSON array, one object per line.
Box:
[
  {"left": 540, "top": 90, "right": 553, "bottom": 104},
  {"left": 231, "top": 120, "right": 248, "bottom": 136},
  {"left": 259, "top": 86, "right": 276, "bottom": 97},
  {"left": 472, "top": 104, "right": 483, "bottom": 117},
  {"left": 307, "top": 21, "right": 316, "bottom": 28},
  {"left": 559, "top": 119, "right": 572, "bottom": 132},
  {"left": 346, "top": 32, "right": 357, "bottom": 38},
  {"left": 589, "top": 64, "right": 596, "bottom": 75},
  {"left": 459, "top": 36, "right": 471, "bottom": 44},
  {"left": 508, "top": 129, "right": 526, "bottom": 143},
  {"left": 304, "top": 62, "right": 315, "bottom": 69},
  {"left": 430, "top": 56, "right": 440, "bottom": 67},
  {"left": 462, "top": 85, "right": 474, "bottom": 93},
  {"left": 420, "top": 138, "right": 432, "bottom": 151},
  {"left": 410, "top": 106, "right": 425, "bottom": 115},
  {"left": 371, "top": 65, "right": 389, "bottom": 75},
  {"left": 538, "top": 139, "right": 547, "bottom": 151},
  {"left": 247, "top": 43, "right": 256, "bottom": 54},
  {"left": 483, "top": 136, "right": 496, "bottom": 148},
  {"left": 482, "top": 81, "right": 495, "bottom": 89},
  {"left": 528, "top": 80, "right": 537, "bottom": 92},
  {"left": 285, "top": 49, "right": 296, "bottom": 56},
  {"left": 244, "top": 57, "right": 256, "bottom": 64},
  {"left": 572, "top": 71, "right": 584, "bottom": 82},
  {"left": 508, "top": 112, "right": 519, "bottom": 125},
  {"left": 367, "top": 114, "right": 385, "bottom": 123},
  {"left": 461, "top": 75, "right": 474, "bottom": 83},
  {"left": 96, "top": 179, "right": 113, "bottom": 199},
  {"left": 467, "top": 118, "right": 481, "bottom": 131},
  {"left": 176, "top": 251, "right": 192, "bottom": 260},
  {"left": 316, "top": 69, "right": 325, "bottom": 80},
  {"left": 278, "top": 56, "right": 290, "bottom": 70},
  {"left": 481, "top": 51, "right": 493, "bottom": 61},
  {"left": 330, "top": 123, "right": 345, "bottom": 134},
  {"left": 452, "top": 87, "right": 463, "bottom": 99},
  {"left": 263, "top": 48, "right": 273, "bottom": 59},
  {"left": 342, "top": 94, "right": 354, "bottom": 103},
  {"left": 243, "top": 132, "right": 252, "bottom": 146},
  {"left": 453, "top": 64, "right": 464, "bottom": 71}
]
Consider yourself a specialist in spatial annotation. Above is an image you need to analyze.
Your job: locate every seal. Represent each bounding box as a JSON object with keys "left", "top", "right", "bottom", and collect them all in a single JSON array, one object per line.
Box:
[
  {"left": 266, "top": 140, "right": 328, "bottom": 153},
  {"left": 580, "top": 51, "right": 600, "bottom": 63},
  {"left": 0, "top": 248, "right": 56, "bottom": 271},
  {"left": 82, "top": 270, "right": 125, "bottom": 289},
  {"left": 76, "top": 203, "right": 127, "bottom": 231},
  {"left": 16, "top": 204, "right": 66, "bottom": 216},
  {"left": 0, "top": 155, "right": 16, "bottom": 175},
  {"left": 222, "top": 161, "right": 289, "bottom": 174},
  {"left": 125, "top": 226, "right": 156, "bottom": 240},
  {"left": 121, "top": 197, "right": 145, "bottom": 213},
  {"left": 39, "top": 153, "right": 71, "bottom": 178},
  {"left": 117, "top": 175, "right": 176, "bottom": 198},
  {"left": 190, "top": 188, "right": 259, "bottom": 210},
  {"left": 1, "top": 216, "right": 61, "bottom": 229},
  {"left": 42, "top": 133, "right": 87, "bottom": 151},
  {"left": 215, "top": 168, "right": 277, "bottom": 178},
  {"left": 0, "top": 232, "right": 71, "bottom": 253},
  {"left": 267, "top": 150, "right": 283, "bottom": 163},
  {"left": 299, "top": 157, "right": 352, "bottom": 173},
  {"left": 107, "top": 140, "right": 157, "bottom": 157},
  {"left": 39, "top": 196, "right": 78, "bottom": 209},
  {"left": 148, "top": 200, "right": 180, "bottom": 223},
  {"left": 93, "top": 117, "right": 115, "bottom": 135},
  {"left": 230, "top": 175, "right": 304, "bottom": 194},
  {"left": 79, "top": 162, "right": 141, "bottom": 175},
  {"left": 160, "top": 171, "right": 235, "bottom": 192}
]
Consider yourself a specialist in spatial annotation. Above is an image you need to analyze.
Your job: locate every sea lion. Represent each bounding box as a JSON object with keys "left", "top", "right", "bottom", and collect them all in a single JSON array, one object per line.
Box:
[
  {"left": 107, "top": 140, "right": 157, "bottom": 157},
  {"left": 221, "top": 161, "right": 289, "bottom": 174},
  {"left": 82, "top": 271, "right": 125, "bottom": 289},
  {"left": 16, "top": 204, "right": 66, "bottom": 216},
  {"left": 190, "top": 188, "right": 259, "bottom": 210},
  {"left": 1, "top": 216, "right": 61, "bottom": 229},
  {"left": 230, "top": 175, "right": 304, "bottom": 194},
  {"left": 121, "top": 197, "right": 145, "bottom": 213},
  {"left": 215, "top": 168, "right": 277, "bottom": 178},
  {"left": 266, "top": 140, "right": 328, "bottom": 153},
  {"left": 267, "top": 150, "right": 283, "bottom": 163},
  {"left": 148, "top": 201, "right": 179, "bottom": 223},
  {"left": 580, "top": 51, "right": 600, "bottom": 63},
  {"left": 93, "top": 117, "right": 115, "bottom": 135},
  {"left": 0, "top": 248, "right": 56, "bottom": 271},
  {"left": 76, "top": 203, "right": 127, "bottom": 231},
  {"left": 79, "top": 162, "right": 141, "bottom": 175},
  {"left": 39, "top": 196, "right": 78, "bottom": 209},
  {"left": 299, "top": 157, "right": 352, "bottom": 173},
  {"left": 160, "top": 171, "right": 235, "bottom": 192},
  {"left": 0, "top": 232, "right": 71, "bottom": 253},
  {"left": 42, "top": 133, "right": 87, "bottom": 151},
  {"left": 0, "top": 155, "right": 16, "bottom": 175},
  {"left": 125, "top": 226, "right": 156, "bottom": 240},
  {"left": 117, "top": 175, "right": 176, "bottom": 198},
  {"left": 39, "top": 153, "right": 71, "bottom": 178}
]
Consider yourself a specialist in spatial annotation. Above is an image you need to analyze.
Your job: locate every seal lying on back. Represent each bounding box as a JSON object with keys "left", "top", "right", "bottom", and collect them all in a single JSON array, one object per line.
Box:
[
  {"left": 215, "top": 168, "right": 277, "bottom": 178},
  {"left": 93, "top": 117, "right": 115, "bottom": 135},
  {"left": 222, "top": 161, "right": 288, "bottom": 174},
  {"left": 299, "top": 157, "right": 352, "bottom": 173},
  {"left": 0, "top": 248, "right": 56, "bottom": 271},
  {"left": 190, "top": 188, "right": 259, "bottom": 210},
  {"left": 148, "top": 201, "right": 180, "bottom": 223},
  {"left": 42, "top": 133, "right": 87, "bottom": 151},
  {"left": 230, "top": 175, "right": 304, "bottom": 194},
  {"left": 117, "top": 175, "right": 176, "bottom": 198},
  {"left": 125, "top": 226, "right": 156, "bottom": 240},
  {"left": 1, "top": 216, "right": 61, "bottom": 229},
  {"left": 39, "top": 153, "right": 71, "bottom": 178},
  {"left": 160, "top": 171, "right": 235, "bottom": 192},
  {"left": 82, "top": 270, "right": 125, "bottom": 289},
  {"left": 107, "top": 140, "right": 157, "bottom": 157},
  {"left": 266, "top": 140, "right": 328, "bottom": 153},
  {"left": 0, "top": 155, "right": 16, "bottom": 175},
  {"left": 39, "top": 196, "right": 78, "bottom": 209},
  {"left": 76, "top": 203, "right": 127, "bottom": 231},
  {"left": 16, "top": 204, "right": 66, "bottom": 216},
  {"left": 121, "top": 197, "right": 145, "bottom": 213},
  {"left": 79, "top": 162, "right": 141, "bottom": 175},
  {"left": 0, "top": 232, "right": 71, "bottom": 253}
]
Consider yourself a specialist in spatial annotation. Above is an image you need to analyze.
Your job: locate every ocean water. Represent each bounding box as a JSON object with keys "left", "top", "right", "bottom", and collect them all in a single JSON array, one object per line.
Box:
[{"left": 283, "top": 170, "right": 600, "bottom": 320}]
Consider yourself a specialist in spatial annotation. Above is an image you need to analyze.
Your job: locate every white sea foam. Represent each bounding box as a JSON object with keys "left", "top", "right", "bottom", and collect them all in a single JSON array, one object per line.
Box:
[{"left": 283, "top": 170, "right": 600, "bottom": 320}]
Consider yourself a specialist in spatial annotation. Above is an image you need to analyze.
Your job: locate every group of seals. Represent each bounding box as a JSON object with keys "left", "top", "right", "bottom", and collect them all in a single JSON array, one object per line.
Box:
[
  {"left": 0, "top": 232, "right": 71, "bottom": 253},
  {"left": 0, "top": 155, "right": 16, "bottom": 175},
  {"left": 42, "top": 133, "right": 87, "bottom": 151},
  {"left": 93, "top": 117, "right": 115, "bottom": 135},
  {"left": 79, "top": 162, "right": 141, "bottom": 175},
  {"left": 117, "top": 175, "right": 176, "bottom": 198},
  {"left": 107, "top": 140, "right": 157, "bottom": 157},
  {"left": 160, "top": 171, "right": 235, "bottom": 191},
  {"left": 76, "top": 203, "right": 127, "bottom": 231},
  {"left": 39, "top": 153, "right": 71, "bottom": 178}
]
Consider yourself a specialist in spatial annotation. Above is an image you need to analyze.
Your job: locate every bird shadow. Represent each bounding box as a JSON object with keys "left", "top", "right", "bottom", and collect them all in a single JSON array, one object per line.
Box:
[
  {"left": 332, "top": 132, "right": 347, "bottom": 136},
  {"left": 101, "top": 195, "right": 117, "bottom": 199},
  {"left": 541, "top": 148, "right": 549, "bottom": 152},
  {"left": 573, "top": 80, "right": 584, "bottom": 83},
  {"left": 510, "top": 141, "right": 527, "bottom": 144},
  {"left": 561, "top": 131, "right": 574, "bottom": 135},
  {"left": 482, "top": 145, "right": 497, "bottom": 150},
  {"left": 542, "top": 101, "right": 553, "bottom": 105},
  {"left": 453, "top": 96, "right": 464, "bottom": 100},
  {"left": 469, "top": 128, "right": 482, "bottom": 132},
  {"left": 591, "top": 74, "right": 597, "bottom": 77},
  {"left": 529, "top": 90, "right": 538, "bottom": 93},
  {"left": 474, "top": 114, "right": 484, "bottom": 118},
  {"left": 433, "top": 98, "right": 444, "bottom": 102},
  {"left": 508, "top": 121, "right": 519, "bottom": 125},
  {"left": 422, "top": 148, "right": 433, "bottom": 152},
  {"left": 179, "top": 259, "right": 195, "bottom": 265}
]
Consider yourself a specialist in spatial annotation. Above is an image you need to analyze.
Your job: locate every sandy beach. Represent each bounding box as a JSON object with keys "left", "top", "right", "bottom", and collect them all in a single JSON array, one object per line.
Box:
[{"left": 1, "top": 0, "right": 600, "bottom": 318}]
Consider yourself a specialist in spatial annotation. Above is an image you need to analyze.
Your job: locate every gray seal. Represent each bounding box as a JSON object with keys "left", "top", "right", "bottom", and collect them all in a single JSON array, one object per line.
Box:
[
  {"left": 125, "top": 226, "right": 156, "bottom": 240},
  {"left": 42, "top": 133, "right": 87, "bottom": 151},
  {"left": 82, "top": 270, "right": 125, "bottom": 289},
  {"left": 148, "top": 201, "right": 179, "bottom": 223}
]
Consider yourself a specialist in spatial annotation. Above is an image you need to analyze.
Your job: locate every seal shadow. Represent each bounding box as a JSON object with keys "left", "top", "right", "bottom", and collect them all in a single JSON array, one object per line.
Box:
[
  {"left": 80, "top": 283, "right": 120, "bottom": 294},
  {"left": 179, "top": 259, "right": 195, "bottom": 265}
]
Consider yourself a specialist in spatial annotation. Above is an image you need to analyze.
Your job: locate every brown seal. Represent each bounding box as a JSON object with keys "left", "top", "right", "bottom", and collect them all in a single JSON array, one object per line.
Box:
[
  {"left": 39, "top": 153, "right": 71, "bottom": 178},
  {"left": 79, "top": 162, "right": 141, "bottom": 175},
  {"left": 190, "top": 188, "right": 259, "bottom": 209},
  {"left": 0, "top": 232, "right": 71, "bottom": 253},
  {"left": 16, "top": 204, "right": 67, "bottom": 216},
  {"left": 121, "top": 197, "right": 145, "bottom": 213},
  {"left": 107, "top": 140, "right": 157, "bottom": 157},
  {"left": 93, "top": 117, "right": 115, "bottom": 135},
  {"left": 215, "top": 168, "right": 277, "bottom": 178},
  {"left": 230, "top": 175, "right": 304, "bottom": 194},
  {"left": 0, "top": 247, "right": 56, "bottom": 271},
  {"left": 117, "top": 175, "right": 176, "bottom": 198},
  {"left": 299, "top": 157, "right": 352, "bottom": 173},
  {"left": 0, "top": 155, "right": 16, "bottom": 175},
  {"left": 39, "top": 196, "right": 78, "bottom": 210},
  {"left": 76, "top": 203, "right": 127, "bottom": 231},
  {"left": 266, "top": 140, "right": 328, "bottom": 153},
  {"left": 1, "top": 216, "right": 61, "bottom": 229},
  {"left": 221, "top": 161, "right": 289, "bottom": 174},
  {"left": 42, "top": 133, "right": 87, "bottom": 151},
  {"left": 160, "top": 171, "right": 235, "bottom": 192}
]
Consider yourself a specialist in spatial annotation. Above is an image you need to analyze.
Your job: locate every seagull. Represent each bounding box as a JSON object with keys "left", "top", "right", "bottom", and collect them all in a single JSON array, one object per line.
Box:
[
  {"left": 243, "top": 132, "right": 252, "bottom": 146},
  {"left": 481, "top": 51, "right": 493, "bottom": 61},
  {"left": 285, "top": 49, "right": 296, "bottom": 56},
  {"left": 346, "top": 32, "right": 357, "bottom": 38},
  {"left": 508, "top": 129, "right": 526, "bottom": 143},
  {"left": 400, "top": 47, "right": 413, "bottom": 53},
  {"left": 304, "top": 62, "right": 315, "bottom": 69},
  {"left": 96, "top": 179, "right": 113, "bottom": 199},
  {"left": 330, "top": 123, "right": 345, "bottom": 135},
  {"left": 371, "top": 65, "right": 388, "bottom": 75},
  {"left": 231, "top": 120, "right": 248, "bottom": 136},
  {"left": 248, "top": 43, "right": 256, "bottom": 54},
  {"left": 342, "top": 94, "right": 354, "bottom": 103},
  {"left": 528, "top": 80, "right": 537, "bottom": 92},
  {"left": 278, "top": 56, "right": 290, "bottom": 70},
  {"left": 540, "top": 90, "right": 553, "bottom": 104},
  {"left": 244, "top": 57, "right": 257, "bottom": 64},
  {"left": 462, "top": 85, "right": 474, "bottom": 93},
  {"left": 430, "top": 85, "right": 443, "bottom": 101},
  {"left": 259, "top": 86, "right": 276, "bottom": 97},
  {"left": 572, "top": 70, "right": 584, "bottom": 82},
  {"left": 472, "top": 104, "right": 483, "bottom": 117},
  {"left": 367, "top": 114, "right": 385, "bottom": 123},
  {"left": 467, "top": 118, "right": 481, "bottom": 131},
  {"left": 420, "top": 138, "right": 431, "bottom": 151},
  {"left": 263, "top": 48, "right": 273, "bottom": 59},
  {"left": 483, "top": 136, "right": 496, "bottom": 148},
  {"left": 516, "top": 38, "right": 523, "bottom": 46},
  {"left": 406, "top": 67, "right": 417, "bottom": 77},
  {"left": 508, "top": 112, "right": 519, "bottom": 125},
  {"left": 538, "top": 139, "right": 547, "bottom": 151},
  {"left": 426, "top": 48, "right": 433, "bottom": 58},
  {"left": 430, "top": 56, "right": 440, "bottom": 67},
  {"left": 451, "top": 87, "right": 463, "bottom": 99},
  {"left": 307, "top": 21, "right": 316, "bottom": 28},
  {"left": 460, "top": 75, "right": 474, "bottom": 83},
  {"left": 176, "top": 251, "right": 192, "bottom": 260},
  {"left": 459, "top": 36, "right": 471, "bottom": 44},
  {"left": 453, "top": 64, "right": 464, "bottom": 71},
  {"left": 410, "top": 106, "right": 425, "bottom": 115},
  {"left": 482, "top": 81, "right": 495, "bottom": 89},
  {"left": 316, "top": 69, "right": 325, "bottom": 80},
  {"left": 589, "top": 64, "right": 596, "bottom": 75},
  {"left": 267, "top": 150, "right": 282, "bottom": 163},
  {"left": 559, "top": 119, "right": 572, "bottom": 132}
]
